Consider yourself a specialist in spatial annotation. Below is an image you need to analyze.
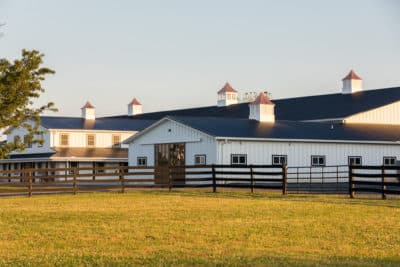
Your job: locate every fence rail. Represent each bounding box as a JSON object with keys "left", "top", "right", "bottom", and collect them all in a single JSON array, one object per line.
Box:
[
  {"left": 1, "top": 164, "right": 399, "bottom": 198},
  {"left": 349, "top": 165, "right": 400, "bottom": 199},
  {"left": 0, "top": 164, "right": 286, "bottom": 197}
]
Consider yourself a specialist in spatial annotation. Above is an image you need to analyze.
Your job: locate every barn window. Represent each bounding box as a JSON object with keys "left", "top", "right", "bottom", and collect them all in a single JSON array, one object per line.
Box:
[
  {"left": 231, "top": 154, "right": 247, "bottom": 165},
  {"left": 272, "top": 155, "right": 287, "bottom": 166},
  {"left": 112, "top": 134, "right": 121, "bottom": 147},
  {"left": 87, "top": 134, "right": 96, "bottom": 147},
  {"left": 60, "top": 133, "right": 69, "bottom": 146},
  {"left": 348, "top": 156, "right": 362, "bottom": 166},
  {"left": 68, "top": 162, "right": 79, "bottom": 174},
  {"left": 194, "top": 155, "right": 206, "bottom": 165},
  {"left": 311, "top": 155, "right": 326, "bottom": 166},
  {"left": 383, "top": 157, "right": 396, "bottom": 166},
  {"left": 95, "top": 162, "right": 105, "bottom": 173},
  {"left": 137, "top": 157, "right": 147, "bottom": 166}
]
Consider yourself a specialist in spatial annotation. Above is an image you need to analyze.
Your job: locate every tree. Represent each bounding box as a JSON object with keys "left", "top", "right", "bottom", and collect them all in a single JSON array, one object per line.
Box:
[{"left": 0, "top": 49, "right": 57, "bottom": 158}]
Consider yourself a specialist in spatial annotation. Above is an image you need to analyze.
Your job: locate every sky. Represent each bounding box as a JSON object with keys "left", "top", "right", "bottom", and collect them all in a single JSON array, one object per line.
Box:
[{"left": 0, "top": 0, "right": 399, "bottom": 117}]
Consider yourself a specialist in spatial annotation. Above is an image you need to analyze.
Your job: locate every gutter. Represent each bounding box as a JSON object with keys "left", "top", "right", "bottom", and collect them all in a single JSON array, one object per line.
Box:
[{"left": 215, "top": 136, "right": 400, "bottom": 145}]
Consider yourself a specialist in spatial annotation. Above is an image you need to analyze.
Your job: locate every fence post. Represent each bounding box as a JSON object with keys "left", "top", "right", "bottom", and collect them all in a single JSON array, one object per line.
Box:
[
  {"left": 28, "top": 171, "right": 32, "bottom": 197},
  {"left": 120, "top": 165, "right": 125, "bottom": 194},
  {"left": 168, "top": 166, "right": 172, "bottom": 192},
  {"left": 211, "top": 164, "right": 216, "bottom": 193},
  {"left": 250, "top": 164, "right": 254, "bottom": 193},
  {"left": 349, "top": 164, "right": 354, "bottom": 198},
  {"left": 381, "top": 165, "right": 386, "bottom": 200},
  {"left": 73, "top": 167, "right": 77, "bottom": 195},
  {"left": 282, "top": 164, "right": 288, "bottom": 195}
]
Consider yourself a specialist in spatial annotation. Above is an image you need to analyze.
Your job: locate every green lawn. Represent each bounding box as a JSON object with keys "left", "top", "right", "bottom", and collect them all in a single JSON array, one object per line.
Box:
[{"left": 0, "top": 191, "right": 399, "bottom": 266}]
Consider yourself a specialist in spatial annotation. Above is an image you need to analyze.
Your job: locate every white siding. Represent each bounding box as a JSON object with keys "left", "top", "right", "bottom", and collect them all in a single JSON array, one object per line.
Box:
[
  {"left": 7, "top": 125, "right": 53, "bottom": 154},
  {"left": 129, "top": 120, "right": 216, "bottom": 166},
  {"left": 50, "top": 130, "right": 135, "bottom": 148},
  {"left": 344, "top": 101, "right": 400, "bottom": 125},
  {"left": 217, "top": 139, "right": 400, "bottom": 166}
]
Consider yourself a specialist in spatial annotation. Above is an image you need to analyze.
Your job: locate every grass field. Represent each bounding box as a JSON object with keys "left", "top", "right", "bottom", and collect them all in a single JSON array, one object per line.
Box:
[{"left": 0, "top": 191, "right": 399, "bottom": 266}]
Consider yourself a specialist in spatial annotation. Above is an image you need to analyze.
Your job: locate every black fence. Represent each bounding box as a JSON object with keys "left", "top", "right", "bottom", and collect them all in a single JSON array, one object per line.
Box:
[
  {"left": 0, "top": 164, "right": 286, "bottom": 197},
  {"left": 0, "top": 164, "right": 399, "bottom": 198},
  {"left": 350, "top": 165, "right": 400, "bottom": 199}
]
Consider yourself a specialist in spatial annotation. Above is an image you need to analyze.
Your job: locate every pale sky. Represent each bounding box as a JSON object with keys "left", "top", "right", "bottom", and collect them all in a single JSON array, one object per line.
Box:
[{"left": 0, "top": 0, "right": 399, "bottom": 117}]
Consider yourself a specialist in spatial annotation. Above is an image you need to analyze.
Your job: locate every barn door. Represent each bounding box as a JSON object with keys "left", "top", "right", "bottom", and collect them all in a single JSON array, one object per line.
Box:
[{"left": 154, "top": 143, "right": 185, "bottom": 185}]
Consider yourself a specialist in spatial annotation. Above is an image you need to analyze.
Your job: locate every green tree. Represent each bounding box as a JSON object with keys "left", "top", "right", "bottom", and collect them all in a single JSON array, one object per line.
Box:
[{"left": 0, "top": 49, "right": 56, "bottom": 158}]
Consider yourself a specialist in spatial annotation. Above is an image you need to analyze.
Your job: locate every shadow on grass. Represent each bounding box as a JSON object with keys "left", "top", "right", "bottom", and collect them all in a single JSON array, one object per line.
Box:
[
  {"left": 2, "top": 253, "right": 399, "bottom": 267},
  {"left": 127, "top": 189, "right": 400, "bottom": 209}
]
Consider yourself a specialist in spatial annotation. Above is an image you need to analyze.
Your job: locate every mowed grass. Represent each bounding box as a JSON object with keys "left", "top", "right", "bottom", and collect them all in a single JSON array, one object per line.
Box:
[{"left": 0, "top": 191, "right": 399, "bottom": 266}]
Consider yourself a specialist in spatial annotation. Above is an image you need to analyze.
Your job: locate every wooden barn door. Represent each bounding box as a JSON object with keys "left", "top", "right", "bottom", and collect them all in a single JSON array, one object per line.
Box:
[{"left": 155, "top": 143, "right": 185, "bottom": 185}]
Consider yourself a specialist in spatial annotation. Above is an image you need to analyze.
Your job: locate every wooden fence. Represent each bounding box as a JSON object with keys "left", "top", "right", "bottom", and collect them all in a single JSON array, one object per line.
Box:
[
  {"left": 0, "top": 164, "right": 286, "bottom": 197},
  {"left": 349, "top": 165, "right": 400, "bottom": 199}
]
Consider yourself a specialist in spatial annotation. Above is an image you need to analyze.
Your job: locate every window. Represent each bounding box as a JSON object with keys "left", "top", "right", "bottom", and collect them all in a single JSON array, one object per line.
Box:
[
  {"left": 112, "top": 134, "right": 121, "bottom": 147},
  {"left": 231, "top": 154, "right": 247, "bottom": 165},
  {"left": 348, "top": 156, "right": 362, "bottom": 166},
  {"left": 383, "top": 157, "right": 397, "bottom": 166},
  {"left": 95, "top": 162, "right": 105, "bottom": 174},
  {"left": 24, "top": 135, "right": 32, "bottom": 148},
  {"left": 137, "top": 157, "right": 147, "bottom": 166},
  {"left": 311, "top": 155, "right": 326, "bottom": 166},
  {"left": 60, "top": 133, "right": 69, "bottom": 146},
  {"left": 68, "top": 162, "right": 79, "bottom": 174},
  {"left": 272, "top": 155, "right": 287, "bottom": 166},
  {"left": 194, "top": 155, "right": 206, "bottom": 165},
  {"left": 87, "top": 134, "right": 96, "bottom": 147}
]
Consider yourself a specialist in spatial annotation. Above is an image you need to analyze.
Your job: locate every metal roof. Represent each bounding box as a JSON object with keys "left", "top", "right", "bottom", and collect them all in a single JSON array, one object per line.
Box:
[
  {"left": 9, "top": 148, "right": 128, "bottom": 160},
  {"left": 167, "top": 116, "right": 400, "bottom": 143},
  {"left": 40, "top": 116, "right": 155, "bottom": 131},
  {"left": 39, "top": 87, "right": 400, "bottom": 131},
  {"left": 110, "top": 86, "right": 400, "bottom": 121}
]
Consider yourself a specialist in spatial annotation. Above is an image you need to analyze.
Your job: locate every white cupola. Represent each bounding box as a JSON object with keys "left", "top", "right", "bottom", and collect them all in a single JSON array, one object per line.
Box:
[
  {"left": 249, "top": 92, "right": 275, "bottom": 123},
  {"left": 217, "top": 82, "right": 238, "bottom": 107},
  {"left": 342, "top": 70, "right": 363, "bottom": 94},
  {"left": 128, "top": 98, "right": 143, "bottom": 116},
  {"left": 81, "top": 101, "right": 96, "bottom": 120}
]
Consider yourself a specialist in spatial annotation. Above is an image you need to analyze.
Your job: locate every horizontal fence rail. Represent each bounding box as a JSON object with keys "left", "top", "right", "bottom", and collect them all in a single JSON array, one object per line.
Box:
[
  {"left": 349, "top": 165, "right": 400, "bottom": 199},
  {"left": 0, "top": 164, "right": 398, "bottom": 198},
  {"left": 0, "top": 164, "right": 286, "bottom": 197}
]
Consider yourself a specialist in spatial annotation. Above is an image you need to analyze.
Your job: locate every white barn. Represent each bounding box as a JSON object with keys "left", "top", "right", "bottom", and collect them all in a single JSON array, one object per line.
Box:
[
  {"left": 125, "top": 71, "right": 400, "bottom": 168},
  {"left": 2, "top": 70, "right": 400, "bottom": 173}
]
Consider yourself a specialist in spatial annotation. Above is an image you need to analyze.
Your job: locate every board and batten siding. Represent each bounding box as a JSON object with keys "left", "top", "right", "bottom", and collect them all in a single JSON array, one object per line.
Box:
[
  {"left": 129, "top": 119, "right": 216, "bottom": 166},
  {"left": 344, "top": 101, "right": 400, "bottom": 125},
  {"left": 216, "top": 139, "right": 400, "bottom": 166}
]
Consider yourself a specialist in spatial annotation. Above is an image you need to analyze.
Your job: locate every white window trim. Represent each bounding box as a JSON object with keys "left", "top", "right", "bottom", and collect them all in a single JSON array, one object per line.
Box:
[
  {"left": 137, "top": 157, "right": 148, "bottom": 166},
  {"left": 272, "top": 155, "right": 287, "bottom": 166},
  {"left": 194, "top": 154, "right": 207, "bottom": 166},
  {"left": 383, "top": 156, "right": 397, "bottom": 166},
  {"left": 311, "top": 155, "right": 326, "bottom": 166},
  {"left": 231, "top": 154, "right": 247, "bottom": 165},
  {"left": 348, "top": 156, "right": 362, "bottom": 166}
]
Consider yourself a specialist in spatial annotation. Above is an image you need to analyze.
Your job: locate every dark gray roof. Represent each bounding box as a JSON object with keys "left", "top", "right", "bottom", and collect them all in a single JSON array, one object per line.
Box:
[
  {"left": 10, "top": 148, "right": 128, "bottom": 159},
  {"left": 40, "top": 116, "right": 155, "bottom": 131},
  {"left": 40, "top": 87, "right": 400, "bottom": 131},
  {"left": 168, "top": 116, "right": 400, "bottom": 142},
  {"left": 108, "top": 87, "right": 400, "bottom": 121}
]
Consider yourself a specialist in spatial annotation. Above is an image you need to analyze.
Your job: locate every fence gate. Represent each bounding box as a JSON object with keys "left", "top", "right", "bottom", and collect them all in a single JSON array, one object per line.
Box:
[{"left": 286, "top": 165, "right": 349, "bottom": 194}]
